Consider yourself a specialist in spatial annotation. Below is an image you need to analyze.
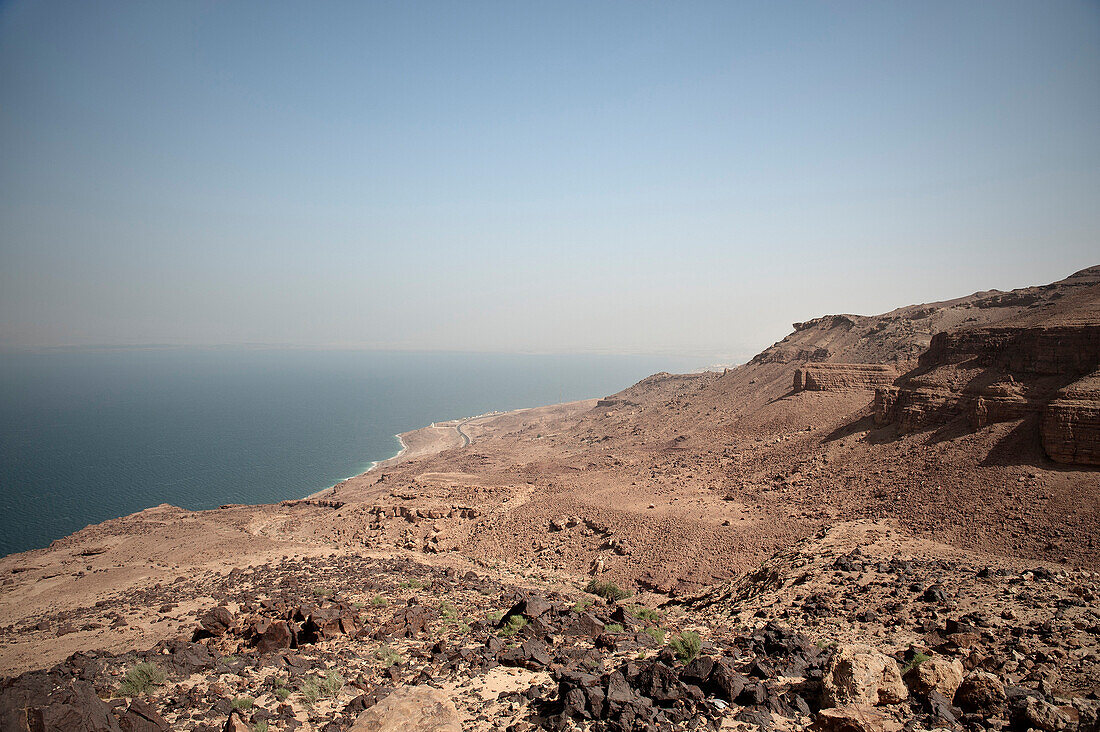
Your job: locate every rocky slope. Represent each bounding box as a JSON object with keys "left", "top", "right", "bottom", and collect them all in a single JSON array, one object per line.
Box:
[{"left": 2, "top": 267, "right": 1098, "bottom": 731}]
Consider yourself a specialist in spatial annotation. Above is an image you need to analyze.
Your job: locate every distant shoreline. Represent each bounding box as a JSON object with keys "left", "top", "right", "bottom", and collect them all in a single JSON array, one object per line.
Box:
[{"left": 304, "top": 405, "right": 540, "bottom": 500}]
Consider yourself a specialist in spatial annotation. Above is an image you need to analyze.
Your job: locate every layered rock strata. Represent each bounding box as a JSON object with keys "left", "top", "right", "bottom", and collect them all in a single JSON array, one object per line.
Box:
[{"left": 793, "top": 363, "right": 897, "bottom": 392}]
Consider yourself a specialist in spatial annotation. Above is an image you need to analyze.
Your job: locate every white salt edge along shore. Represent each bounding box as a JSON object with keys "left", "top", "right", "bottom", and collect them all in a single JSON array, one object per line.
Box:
[{"left": 304, "top": 407, "right": 522, "bottom": 500}]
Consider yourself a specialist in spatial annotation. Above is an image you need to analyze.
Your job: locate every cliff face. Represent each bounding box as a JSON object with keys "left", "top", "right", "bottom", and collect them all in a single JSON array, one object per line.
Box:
[
  {"left": 918, "top": 326, "right": 1100, "bottom": 376},
  {"left": 1041, "top": 371, "right": 1100, "bottom": 465},
  {"left": 792, "top": 363, "right": 897, "bottom": 392},
  {"left": 870, "top": 301, "right": 1100, "bottom": 463}
]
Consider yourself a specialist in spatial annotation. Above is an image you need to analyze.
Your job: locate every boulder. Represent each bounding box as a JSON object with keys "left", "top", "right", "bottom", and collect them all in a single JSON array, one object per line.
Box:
[
  {"left": 1013, "top": 696, "right": 1079, "bottom": 732},
  {"left": 222, "top": 710, "right": 250, "bottom": 732},
  {"left": 118, "top": 698, "right": 168, "bottom": 731},
  {"left": 508, "top": 595, "right": 552, "bottom": 619},
  {"left": 821, "top": 646, "right": 907, "bottom": 707},
  {"left": 350, "top": 686, "right": 461, "bottom": 732},
  {"left": 565, "top": 613, "right": 605, "bottom": 637},
  {"left": 902, "top": 656, "right": 964, "bottom": 699},
  {"left": 811, "top": 705, "right": 892, "bottom": 732},
  {"left": 953, "top": 670, "right": 1006, "bottom": 714},
  {"left": 498, "top": 640, "right": 551, "bottom": 670},
  {"left": 199, "top": 606, "right": 235, "bottom": 636},
  {"left": 255, "top": 620, "right": 294, "bottom": 654},
  {"left": 0, "top": 674, "right": 121, "bottom": 732}
]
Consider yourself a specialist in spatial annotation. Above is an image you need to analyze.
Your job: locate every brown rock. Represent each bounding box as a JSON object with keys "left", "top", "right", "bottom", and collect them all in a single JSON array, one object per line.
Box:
[
  {"left": 118, "top": 698, "right": 168, "bottom": 732},
  {"left": 1041, "top": 370, "right": 1100, "bottom": 465},
  {"left": 350, "top": 686, "right": 461, "bottom": 732},
  {"left": 902, "top": 656, "right": 964, "bottom": 699},
  {"left": 199, "top": 606, "right": 235, "bottom": 636},
  {"left": 1017, "top": 696, "right": 1079, "bottom": 732},
  {"left": 255, "top": 620, "right": 293, "bottom": 654},
  {"left": 811, "top": 705, "right": 892, "bottom": 732},
  {"left": 953, "top": 670, "right": 1006, "bottom": 714},
  {"left": 794, "top": 363, "right": 897, "bottom": 393},
  {"left": 0, "top": 674, "right": 121, "bottom": 732},
  {"left": 822, "top": 646, "right": 908, "bottom": 708},
  {"left": 222, "top": 709, "right": 250, "bottom": 732}
]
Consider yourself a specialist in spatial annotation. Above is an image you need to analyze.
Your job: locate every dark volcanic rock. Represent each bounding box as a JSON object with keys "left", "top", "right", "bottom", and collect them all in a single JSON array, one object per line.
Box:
[
  {"left": 198, "top": 607, "right": 235, "bottom": 637},
  {"left": 0, "top": 673, "right": 122, "bottom": 732},
  {"left": 118, "top": 698, "right": 168, "bottom": 732},
  {"left": 254, "top": 620, "right": 294, "bottom": 654}
]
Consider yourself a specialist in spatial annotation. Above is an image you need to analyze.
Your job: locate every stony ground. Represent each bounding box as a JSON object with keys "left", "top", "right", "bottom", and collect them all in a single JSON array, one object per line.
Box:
[
  {"left": 3, "top": 521, "right": 1098, "bottom": 731},
  {"left": 2, "top": 268, "right": 1099, "bottom": 731}
]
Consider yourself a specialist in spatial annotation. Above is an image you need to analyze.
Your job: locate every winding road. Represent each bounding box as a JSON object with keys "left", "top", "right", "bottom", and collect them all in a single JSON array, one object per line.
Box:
[{"left": 454, "top": 419, "right": 471, "bottom": 447}]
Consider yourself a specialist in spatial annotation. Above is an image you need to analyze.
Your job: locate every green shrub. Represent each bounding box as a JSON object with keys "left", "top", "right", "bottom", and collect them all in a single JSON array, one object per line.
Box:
[
  {"left": 319, "top": 670, "right": 344, "bottom": 697},
  {"left": 584, "top": 579, "right": 632, "bottom": 602},
  {"left": 669, "top": 630, "right": 702, "bottom": 664},
  {"left": 231, "top": 697, "right": 254, "bottom": 710},
  {"left": 571, "top": 598, "right": 594, "bottom": 614},
  {"left": 901, "top": 652, "right": 932, "bottom": 675},
  {"left": 300, "top": 677, "right": 320, "bottom": 705},
  {"left": 643, "top": 626, "right": 666, "bottom": 644},
  {"left": 311, "top": 587, "right": 335, "bottom": 598},
  {"left": 499, "top": 615, "right": 528, "bottom": 637},
  {"left": 630, "top": 605, "right": 660, "bottom": 624},
  {"left": 255, "top": 722, "right": 269, "bottom": 732},
  {"left": 375, "top": 645, "right": 403, "bottom": 668},
  {"left": 370, "top": 594, "right": 388, "bottom": 607},
  {"left": 274, "top": 686, "right": 290, "bottom": 701},
  {"left": 604, "top": 623, "right": 624, "bottom": 634},
  {"left": 299, "top": 670, "right": 342, "bottom": 704},
  {"left": 117, "top": 662, "right": 166, "bottom": 697}
]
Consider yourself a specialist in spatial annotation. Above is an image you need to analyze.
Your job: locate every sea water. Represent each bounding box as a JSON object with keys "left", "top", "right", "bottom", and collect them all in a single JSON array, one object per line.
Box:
[{"left": 0, "top": 349, "right": 702, "bottom": 556}]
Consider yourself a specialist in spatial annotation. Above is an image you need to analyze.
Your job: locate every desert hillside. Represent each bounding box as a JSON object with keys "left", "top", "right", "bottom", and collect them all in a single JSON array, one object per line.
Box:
[{"left": 1, "top": 267, "right": 1098, "bottom": 732}]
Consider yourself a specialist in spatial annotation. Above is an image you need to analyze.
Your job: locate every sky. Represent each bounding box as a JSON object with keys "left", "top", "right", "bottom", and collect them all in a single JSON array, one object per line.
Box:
[{"left": 1, "top": 1, "right": 1098, "bottom": 362}]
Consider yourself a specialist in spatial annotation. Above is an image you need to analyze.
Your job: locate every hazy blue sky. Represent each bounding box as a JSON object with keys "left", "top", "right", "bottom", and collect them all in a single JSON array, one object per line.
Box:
[{"left": 2, "top": 1, "right": 1098, "bottom": 361}]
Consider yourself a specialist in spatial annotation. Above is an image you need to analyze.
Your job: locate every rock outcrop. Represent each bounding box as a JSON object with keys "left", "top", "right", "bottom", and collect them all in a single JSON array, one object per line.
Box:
[
  {"left": 873, "top": 321, "right": 1100, "bottom": 464},
  {"left": 793, "top": 364, "right": 897, "bottom": 393},
  {"left": 820, "top": 645, "right": 907, "bottom": 708},
  {"left": 1041, "top": 370, "right": 1100, "bottom": 465},
  {"left": 350, "top": 686, "right": 461, "bottom": 732}
]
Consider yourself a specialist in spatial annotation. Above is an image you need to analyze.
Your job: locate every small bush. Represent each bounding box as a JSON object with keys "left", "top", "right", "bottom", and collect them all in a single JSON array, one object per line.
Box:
[
  {"left": 669, "top": 630, "right": 702, "bottom": 664},
  {"left": 319, "top": 670, "right": 344, "bottom": 697},
  {"left": 630, "top": 605, "right": 660, "bottom": 624},
  {"left": 300, "top": 677, "right": 320, "bottom": 705},
  {"left": 274, "top": 686, "right": 290, "bottom": 701},
  {"left": 117, "top": 662, "right": 166, "bottom": 697},
  {"left": 298, "top": 670, "right": 342, "bottom": 704},
  {"left": 370, "top": 594, "right": 388, "bottom": 607},
  {"left": 571, "top": 598, "right": 594, "bottom": 614},
  {"left": 584, "top": 579, "right": 632, "bottom": 602},
  {"left": 604, "top": 623, "right": 624, "bottom": 634},
  {"left": 643, "top": 626, "right": 666, "bottom": 644},
  {"left": 231, "top": 697, "right": 254, "bottom": 710},
  {"left": 499, "top": 615, "right": 528, "bottom": 637},
  {"left": 375, "top": 645, "right": 403, "bottom": 668},
  {"left": 901, "top": 652, "right": 932, "bottom": 675},
  {"left": 311, "top": 587, "right": 335, "bottom": 598},
  {"left": 255, "top": 722, "right": 269, "bottom": 732},
  {"left": 486, "top": 610, "right": 505, "bottom": 624},
  {"left": 399, "top": 578, "right": 424, "bottom": 590}
]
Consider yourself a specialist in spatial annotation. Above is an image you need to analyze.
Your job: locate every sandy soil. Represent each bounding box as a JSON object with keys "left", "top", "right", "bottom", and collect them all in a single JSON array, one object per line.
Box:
[{"left": 1, "top": 268, "right": 1097, "bottom": 691}]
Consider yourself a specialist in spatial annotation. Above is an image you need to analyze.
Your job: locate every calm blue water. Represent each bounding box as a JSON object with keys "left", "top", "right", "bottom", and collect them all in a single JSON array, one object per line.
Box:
[{"left": 0, "top": 349, "right": 700, "bottom": 556}]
